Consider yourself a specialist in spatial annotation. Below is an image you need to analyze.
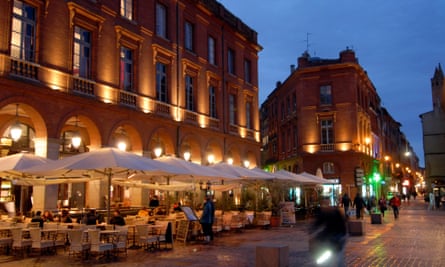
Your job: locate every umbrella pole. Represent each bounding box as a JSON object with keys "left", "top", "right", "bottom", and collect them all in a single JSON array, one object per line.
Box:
[{"left": 107, "top": 170, "right": 111, "bottom": 224}]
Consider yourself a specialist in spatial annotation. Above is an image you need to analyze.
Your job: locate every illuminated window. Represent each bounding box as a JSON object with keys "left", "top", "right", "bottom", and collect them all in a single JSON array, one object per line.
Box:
[
  {"left": 120, "top": 0, "right": 133, "bottom": 20},
  {"left": 185, "top": 75, "right": 195, "bottom": 111},
  {"left": 156, "top": 62, "right": 168, "bottom": 103},
  {"left": 120, "top": 47, "right": 133, "bottom": 91},
  {"left": 320, "top": 119, "right": 333, "bottom": 144},
  {"left": 156, "top": 3, "right": 167, "bottom": 38},
  {"left": 11, "top": 0, "right": 36, "bottom": 61},
  {"left": 208, "top": 36, "right": 216, "bottom": 65},
  {"left": 320, "top": 85, "right": 332, "bottom": 105},
  {"left": 73, "top": 26, "right": 91, "bottom": 78},
  {"left": 209, "top": 85, "right": 217, "bottom": 118},
  {"left": 184, "top": 21, "right": 194, "bottom": 51}
]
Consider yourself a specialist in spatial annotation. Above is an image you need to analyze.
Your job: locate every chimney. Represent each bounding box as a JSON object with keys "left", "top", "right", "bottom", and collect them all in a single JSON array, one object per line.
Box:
[{"left": 290, "top": 64, "right": 295, "bottom": 73}]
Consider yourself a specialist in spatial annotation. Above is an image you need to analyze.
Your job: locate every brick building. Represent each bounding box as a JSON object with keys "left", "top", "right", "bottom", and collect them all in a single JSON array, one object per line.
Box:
[
  {"left": 261, "top": 49, "right": 420, "bottom": 200},
  {"left": 0, "top": 0, "right": 261, "bottom": 212}
]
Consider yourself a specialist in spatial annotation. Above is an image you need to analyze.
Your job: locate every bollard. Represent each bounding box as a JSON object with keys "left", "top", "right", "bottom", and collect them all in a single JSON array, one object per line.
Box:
[{"left": 256, "top": 244, "right": 289, "bottom": 267}]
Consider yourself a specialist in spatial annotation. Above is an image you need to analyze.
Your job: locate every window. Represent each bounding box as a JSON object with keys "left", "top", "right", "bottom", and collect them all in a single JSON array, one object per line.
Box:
[
  {"left": 156, "top": 3, "right": 167, "bottom": 38},
  {"left": 246, "top": 101, "right": 252, "bottom": 129},
  {"left": 184, "top": 21, "right": 194, "bottom": 51},
  {"left": 120, "top": 0, "right": 133, "bottom": 20},
  {"left": 227, "top": 48, "right": 235, "bottom": 75},
  {"left": 11, "top": 0, "right": 36, "bottom": 61},
  {"left": 323, "top": 162, "right": 335, "bottom": 174},
  {"left": 120, "top": 46, "right": 133, "bottom": 91},
  {"left": 320, "top": 85, "right": 332, "bottom": 105},
  {"left": 209, "top": 85, "right": 217, "bottom": 118},
  {"left": 320, "top": 119, "right": 334, "bottom": 144},
  {"left": 185, "top": 75, "right": 195, "bottom": 111},
  {"left": 156, "top": 62, "right": 168, "bottom": 103},
  {"left": 208, "top": 36, "right": 216, "bottom": 65},
  {"left": 244, "top": 59, "right": 251, "bottom": 83},
  {"left": 292, "top": 93, "right": 297, "bottom": 112},
  {"left": 293, "top": 125, "right": 298, "bottom": 148},
  {"left": 229, "top": 93, "right": 237, "bottom": 124},
  {"left": 73, "top": 26, "right": 91, "bottom": 78}
]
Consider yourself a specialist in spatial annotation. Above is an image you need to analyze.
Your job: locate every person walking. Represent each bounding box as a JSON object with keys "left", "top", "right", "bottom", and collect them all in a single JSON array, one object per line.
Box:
[
  {"left": 378, "top": 196, "right": 387, "bottom": 217},
  {"left": 428, "top": 191, "right": 435, "bottom": 211},
  {"left": 341, "top": 193, "right": 352, "bottom": 218},
  {"left": 389, "top": 194, "right": 401, "bottom": 219},
  {"left": 353, "top": 193, "right": 366, "bottom": 219},
  {"left": 200, "top": 195, "right": 215, "bottom": 244}
]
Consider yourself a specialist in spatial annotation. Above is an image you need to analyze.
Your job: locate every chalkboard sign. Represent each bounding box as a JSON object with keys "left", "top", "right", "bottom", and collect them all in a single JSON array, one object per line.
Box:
[
  {"left": 176, "top": 220, "right": 190, "bottom": 243},
  {"left": 181, "top": 206, "right": 199, "bottom": 221}
]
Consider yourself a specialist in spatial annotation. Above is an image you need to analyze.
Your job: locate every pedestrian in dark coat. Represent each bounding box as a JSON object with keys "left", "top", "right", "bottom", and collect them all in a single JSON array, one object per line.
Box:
[
  {"left": 353, "top": 193, "right": 366, "bottom": 219},
  {"left": 341, "top": 193, "right": 352, "bottom": 218},
  {"left": 200, "top": 196, "right": 215, "bottom": 243}
]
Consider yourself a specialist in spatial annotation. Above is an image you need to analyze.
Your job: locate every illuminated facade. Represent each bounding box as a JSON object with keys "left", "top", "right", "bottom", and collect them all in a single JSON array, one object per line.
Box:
[
  {"left": 261, "top": 49, "right": 419, "bottom": 198},
  {"left": 0, "top": 0, "right": 261, "bottom": 212}
]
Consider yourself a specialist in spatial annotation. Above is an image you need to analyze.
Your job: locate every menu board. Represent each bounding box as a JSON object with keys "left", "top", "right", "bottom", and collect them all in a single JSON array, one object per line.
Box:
[
  {"left": 175, "top": 220, "right": 190, "bottom": 243},
  {"left": 280, "top": 201, "right": 296, "bottom": 224},
  {"left": 181, "top": 206, "right": 199, "bottom": 221}
]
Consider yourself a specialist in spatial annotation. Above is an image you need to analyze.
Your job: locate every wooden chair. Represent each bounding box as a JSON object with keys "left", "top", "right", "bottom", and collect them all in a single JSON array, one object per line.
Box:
[
  {"left": 29, "top": 228, "right": 55, "bottom": 255},
  {"left": 67, "top": 229, "right": 90, "bottom": 260},
  {"left": 10, "top": 228, "right": 32, "bottom": 257}
]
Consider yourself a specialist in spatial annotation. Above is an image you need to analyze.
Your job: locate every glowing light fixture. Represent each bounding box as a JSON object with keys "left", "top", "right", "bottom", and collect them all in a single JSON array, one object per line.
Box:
[
  {"left": 71, "top": 116, "right": 82, "bottom": 149},
  {"left": 183, "top": 143, "right": 191, "bottom": 161},
  {"left": 10, "top": 104, "right": 22, "bottom": 142},
  {"left": 154, "top": 135, "right": 162, "bottom": 157}
]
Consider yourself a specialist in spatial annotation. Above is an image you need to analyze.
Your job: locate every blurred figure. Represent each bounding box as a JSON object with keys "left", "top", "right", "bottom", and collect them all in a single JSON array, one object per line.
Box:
[
  {"left": 389, "top": 194, "right": 401, "bottom": 219},
  {"left": 200, "top": 195, "right": 215, "bottom": 244},
  {"left": 138, "top": 207, "right": 149, "bottom": 217},
  {"left": 353, "top": 193, "right": 366, "bottom": 219},
  {"left": 341, "top": 193, "right": 351, "bottom": 218},
  {"left": 31, "top": 210, "right": 44, "bottom": 228},
  {"left": 42, "top": 210, "right": 54, "bottom": 222},
  {"left": 428, "top": 191, "right": 435, "bottom": 211},
  {"left": 83, "top": 209, "right": 98, "bottom": 225},
  {"left": 110, "top": 210, "right": 126, "bottom": 226},
  {"left": 149, "top": 195, "right": 160, "bottom": 208},
  {"left": 309, "top": 200, "right": 347, "bottom": 266},
  {"left": 173, "top": 202, "right": 182, "bottom": 212},
  {"left": 60, "top": 209, "right": 73, "bottom": 223},
  {"left": 378, "top": 196, "right": 387, "bottom": 217}
]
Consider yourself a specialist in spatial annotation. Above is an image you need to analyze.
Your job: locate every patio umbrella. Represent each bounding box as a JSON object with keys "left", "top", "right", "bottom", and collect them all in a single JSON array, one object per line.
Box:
[
  {"left": 274, "top": 170, "right": 320, "bottom": 185},
  {"left": 23, "top": 147, "right": 189, "bottom": 222},
  {"left": 209, "top": 162, "right": 275, "bottom": 181},
  {"left": 154, "top": 156, "right": 239, "bottom": 182},
  {"left": 299, "top": 171, "right": 336, "bottom": 184},
  {"left": 0, "top": 152, "right": 54, "bottom": 179}
]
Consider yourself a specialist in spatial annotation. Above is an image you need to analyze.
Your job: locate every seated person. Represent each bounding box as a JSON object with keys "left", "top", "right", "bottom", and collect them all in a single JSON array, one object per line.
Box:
[
  {"left": 60, "top": 209, "right": 73, "bottom": 223},
  {"left": 31, "top": 210, "right": 44, "bottom": 228},
  {"left": 110, "top": 210, "right": 126, "bottom": 226},
  {"left": 43, "top": 210, "right": 54, "bottom": 222},
  {"left": 83, "top": 209, "right": 98, "bottom": 225},
  {"left": 138, "top": 207, "right": 149, "bottom": 217}
]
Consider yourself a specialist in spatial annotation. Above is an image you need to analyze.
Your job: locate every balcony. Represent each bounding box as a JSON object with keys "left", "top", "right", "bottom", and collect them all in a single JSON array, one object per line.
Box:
[
  {"left": 10, "top": 58, "right": 39, "bottom": 80},
  {"left": 72, "top": 76, "right": 95, "bottom": 97},
  {"left": 320, "top": 143, "right": 335, "bottom": 152},
  {"left": 119, "top": 90, "right": 137, "bottom": 108}
]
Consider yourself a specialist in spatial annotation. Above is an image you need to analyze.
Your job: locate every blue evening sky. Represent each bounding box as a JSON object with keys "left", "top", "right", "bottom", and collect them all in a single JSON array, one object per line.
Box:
[{"left": 218, "top": 0, "right": 445, "bottom": 167}]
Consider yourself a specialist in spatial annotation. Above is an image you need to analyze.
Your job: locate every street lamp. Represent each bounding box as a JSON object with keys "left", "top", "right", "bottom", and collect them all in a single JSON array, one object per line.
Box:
[
  {"left": 10, "top": 104, "right": 22, "bottom": 142},
  {"left": 153, "top": 135, "right": 162, "bottom": 157},
  {"left": 183, "top": 143, "right": 191, "bottom": 161}
]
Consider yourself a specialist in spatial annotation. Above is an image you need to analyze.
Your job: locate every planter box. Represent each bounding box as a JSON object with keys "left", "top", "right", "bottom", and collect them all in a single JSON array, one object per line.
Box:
[
  {"left": 348, "top": 220, "right": 365, "bottom": 236},
  {"left": 370, "top": 213, "right": 382, "bottom": 224},
  {"left": 256, "top": 244, "right": 289, "bottom": 267}
]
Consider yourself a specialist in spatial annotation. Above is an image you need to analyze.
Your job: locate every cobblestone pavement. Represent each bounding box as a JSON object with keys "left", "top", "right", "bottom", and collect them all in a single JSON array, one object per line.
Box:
[{"left": 0, "top": 197, "right": 443, "bottom": 267}]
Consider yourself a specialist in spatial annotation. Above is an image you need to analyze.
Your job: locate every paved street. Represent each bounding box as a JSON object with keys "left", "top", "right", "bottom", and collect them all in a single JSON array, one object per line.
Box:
[{"left": 0, "top": 197, "right": 443, "bottom": 266}]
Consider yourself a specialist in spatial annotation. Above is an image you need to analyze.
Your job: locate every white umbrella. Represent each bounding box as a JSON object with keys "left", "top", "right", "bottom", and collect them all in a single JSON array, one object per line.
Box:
[
  {"left": 23, "top": 147, "right": 189, "bottom": 222},
  {"left": 154, "top": 156, "right": 239, "bottom": 182},
  {"left": 300, "top": 171, "right": 336, "bottom": 184},
  {"left": 209, "top": 162, "right": 274, "bottom": 180},
  {"left": 0, "top": 152, "right": 54, "bottom": 178},
  {"left": 274, "top": 170, "right": 320, "bottom": 185}
]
